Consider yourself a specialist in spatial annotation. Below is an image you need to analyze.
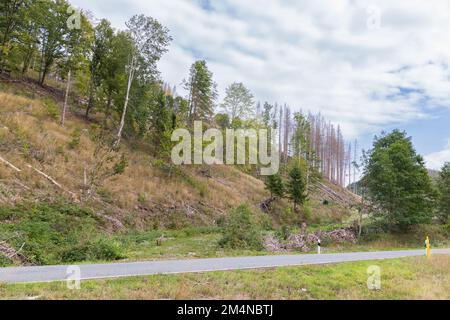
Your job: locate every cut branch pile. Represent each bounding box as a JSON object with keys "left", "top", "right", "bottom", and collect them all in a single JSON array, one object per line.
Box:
[
  {"left": 0, "top": 241, "right": 32, "bottom": 266},
  {"left": 264, "top": 225, "right": 357, "bottom": 253}
]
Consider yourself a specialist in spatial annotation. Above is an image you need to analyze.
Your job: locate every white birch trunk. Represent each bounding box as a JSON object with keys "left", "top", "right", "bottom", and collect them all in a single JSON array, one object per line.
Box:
[
  {"left": 116, "top": 55, "right": 135, "bottom": 146},
  {"left": 61, "top": 69, "right": 71, "bottom": 126}
]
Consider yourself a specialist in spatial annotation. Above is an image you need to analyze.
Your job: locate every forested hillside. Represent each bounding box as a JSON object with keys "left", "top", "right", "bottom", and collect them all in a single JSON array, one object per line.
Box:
[{"left": 0, "top": 0, "right": 448, "bottom": 268}]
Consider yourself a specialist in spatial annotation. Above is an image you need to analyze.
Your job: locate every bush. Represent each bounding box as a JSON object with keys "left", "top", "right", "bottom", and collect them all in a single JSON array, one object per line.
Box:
[
  {"left": 60, "top": 238, "right": 125, "bottom": 263},
  {"left": 67, "top": 127, "right": 82, "bottom": 149},
  {"left": 276, "top": 225, "right": 291, "bottom": 241},
  {"left": 43, "top": 98, "right": 59, "bottom": 120},
  {"left": 137, "top": 192, "right": 148, "bottom": 205},
  {"left": 218, "top": 205, "right": 263, "bottom": 250},
  {"left": 0, "top": 254, "right": 12, "bottom": 267},
  {"left": 302, "top": 202, "right": 313, "bottom": 222},
  {"left": 280, "top": 206, "right": 302, "bottom": 226},
  {"left": 86, "top": 238, "right": 125, "bottom": 261},
  {"left": 0, "top": 202, "right": 116, "bottom": 265}
]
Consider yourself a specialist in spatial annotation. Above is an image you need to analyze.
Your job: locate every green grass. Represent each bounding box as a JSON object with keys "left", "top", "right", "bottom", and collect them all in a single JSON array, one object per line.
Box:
[
  {"left": 1, "top": 255, "right": 449, "bottom": 300},
  {"left": 0, "top": 202, "right": 447, "bottom": 267},
  {"left": 0, "top": 202, "right": 124, "bottom": 266},
  {"left": 112, "top": 227, "right": 266, "bottom": 261}
]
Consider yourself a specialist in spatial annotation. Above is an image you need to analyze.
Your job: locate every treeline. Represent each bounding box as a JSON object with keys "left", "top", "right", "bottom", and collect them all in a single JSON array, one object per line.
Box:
[
  {"left": 252, "top": 104, "right": 358, "bottom": 188},
  {"left": 0, "top": 0, "right": 358, "bottom": 191},
  {"left": 0, "top": 0, "right": 176, "bottom": 148}
]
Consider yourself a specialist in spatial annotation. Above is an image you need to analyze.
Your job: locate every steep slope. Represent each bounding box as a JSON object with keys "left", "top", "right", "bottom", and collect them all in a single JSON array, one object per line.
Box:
[{"left": 0, "top": 80, "right": 358, "bottom": 231}]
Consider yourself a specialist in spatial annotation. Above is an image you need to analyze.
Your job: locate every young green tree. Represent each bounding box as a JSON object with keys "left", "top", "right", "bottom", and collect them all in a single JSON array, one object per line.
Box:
[
  {"left": 438, "top": 162, "right": 450, "bottom": 223},
  {"left": 101, "top": 31, "right": 133, "bottom": 124},
  {"left": 14, "top": 0, "right": 41, "bottom": 76},
  {"left": 265, "top": 173, "right": 285, "bottom": 199},
  {"left": 287, "top": 161, "right": 308, "bottom": 211},
  {"left": 214, "top": 113, "right": 230, "bottom": 129},
  {"left": 37, "top": 0, "right": 72, "bottom": 85},
  {"left": 220, "top": 82, "right": 254, "bottom": 122},
  {"left": 292, "top": 112, "right": 310, "bottom": 160},
  {"left": 60, "top": 9, "right": 93, "bottom": 126},
  {"left": 149, "top": 89, "right": 176, "bottom": 157},
  {"left": 262, "top": 102, "right": 273, "bottom": 127},
  {"left": 115, "top": 14, "right": 172, "bottom": 146},
  {"left": 85, "top": 19, "right": 114, "bottom": 119},
  {"left": 218, "top": 205, "right": 263, "bottom": 250},
  {"left": 184, "top": 60, "right": 218, "bottom": 124},
  {"left": 363, "top": 130, "right": 436, "bottom": 229}
]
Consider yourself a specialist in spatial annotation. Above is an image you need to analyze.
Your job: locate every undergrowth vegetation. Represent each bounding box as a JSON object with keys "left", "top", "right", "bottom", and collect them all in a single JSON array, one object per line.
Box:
[
  {"left": 0, "top": 202, "right": 124, "bottom": 265},
  {"left": 219, "top": 205, "right": 264, "bottom": 250}
]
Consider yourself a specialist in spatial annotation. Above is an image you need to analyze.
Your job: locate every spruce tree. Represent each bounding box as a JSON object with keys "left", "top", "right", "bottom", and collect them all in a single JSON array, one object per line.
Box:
[
  {"left": 287, "top": 162, "right": 308, "bottom": 211},
  {"left": 184, "top": 60, "right": 218, "bottom": 124},
  {"left": 265, "top": 173, "right": 285, "bottom": 199}
]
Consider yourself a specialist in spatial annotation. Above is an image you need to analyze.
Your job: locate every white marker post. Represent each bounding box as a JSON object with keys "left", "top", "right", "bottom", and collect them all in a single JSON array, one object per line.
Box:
[{"left": 317, "top": 239, "right": 321, "bottom": 255}]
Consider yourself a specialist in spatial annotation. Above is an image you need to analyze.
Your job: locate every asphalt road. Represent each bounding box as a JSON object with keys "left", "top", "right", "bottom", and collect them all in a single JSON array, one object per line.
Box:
[{"left": 1, "top": 248, "right": 449, "bottom": 284}]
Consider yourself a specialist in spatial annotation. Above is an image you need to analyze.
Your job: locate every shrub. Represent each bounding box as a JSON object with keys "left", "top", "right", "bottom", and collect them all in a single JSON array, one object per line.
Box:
[
  {"left": 280, "top": 206, "right": 302, "bottom": 226},
  {"left": 0, "top": 254, "right": 12, "bottom": 267},
  {"left": 137, "top": 192, "right": 148, "bottom": 205},
  {"left": 43, "top": 98, "right": 59, "bottom": 120},
  {"left": 60, "top": 238, "right": 125, "bottom": 263},
  {"left": 0, "top": 202, "right": 108, "bottom": 265},
  {"left": 87, "top": 238, "right": 125, "bottom": 261},
  {"left": 302, "top": 202, "right": 313, "bottom": 222},
  {"left": 67, "top": 127, "right": 82, "bottom": 149},
  {"left": 216, "top": 216, "right": 226, "bottom": 228},
  {"left": 218, "top": 205, "right": 263, "bottom": 250},
  {"left": 276, "top": 225, "right": 291, "bottom": 241}
]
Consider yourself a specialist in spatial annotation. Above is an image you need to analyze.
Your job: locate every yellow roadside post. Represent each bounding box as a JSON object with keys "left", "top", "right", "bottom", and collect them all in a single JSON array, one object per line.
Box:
[{"left": 425, "top": 236, "right": 430, "bottom": 258}]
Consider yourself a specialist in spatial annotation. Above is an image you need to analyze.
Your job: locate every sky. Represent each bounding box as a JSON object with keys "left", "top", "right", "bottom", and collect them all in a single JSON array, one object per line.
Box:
[{"left": 71, "top": 0, "right": 450, "bottom": 170}]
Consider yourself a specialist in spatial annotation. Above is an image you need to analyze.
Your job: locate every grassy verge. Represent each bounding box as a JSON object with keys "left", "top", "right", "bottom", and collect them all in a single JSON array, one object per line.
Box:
[
  {"left": 112, "top": 227, "right": 266, "bottom": 261},
  {"left": 1, "top": 254, "right": 449, "bottom": 300},
  {"left": 0, "top": 199, "right": 447, "bottom": 267},
  {"left": 0, "top": 202, "right": 447, "bottom": 267}
]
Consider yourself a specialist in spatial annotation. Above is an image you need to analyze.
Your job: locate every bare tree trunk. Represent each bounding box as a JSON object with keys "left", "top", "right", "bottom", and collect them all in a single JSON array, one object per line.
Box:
[
  {"left": 348, "top": 142, "right": 352, "bottom": 187},
  {"left": 353, "top": 139, "right": 358, "bottom": 193},
  {"left": 61, "top": 69, "right": 71, "bottom": 126},
  {"left": 116, "top": 57, "right": 135, "bottom": 146},
  {"left": 278, "top": 105, "right": 283, "bottom": 161}
]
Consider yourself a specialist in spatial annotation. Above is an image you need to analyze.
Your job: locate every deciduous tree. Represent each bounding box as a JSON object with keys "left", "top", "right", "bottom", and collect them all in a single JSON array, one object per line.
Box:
[{"left": 363, "top": 130, "right": 436, "bottom": 229}]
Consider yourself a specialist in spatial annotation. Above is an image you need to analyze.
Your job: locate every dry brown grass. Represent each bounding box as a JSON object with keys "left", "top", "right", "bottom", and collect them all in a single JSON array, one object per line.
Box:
[
  {"left": 0, "top": 89, "right": 273, "bottom": 228},
  {"left": 0, "top": 84, "right": 353, "bottom": 229}
]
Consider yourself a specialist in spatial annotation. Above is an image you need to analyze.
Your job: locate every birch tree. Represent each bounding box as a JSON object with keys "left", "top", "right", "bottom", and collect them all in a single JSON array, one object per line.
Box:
[
  {"left": 116, "top": 14, "right": 172, "bottom": 146},
  {"left": 220, "top": 82, "right": 254, "bottom": 122}
]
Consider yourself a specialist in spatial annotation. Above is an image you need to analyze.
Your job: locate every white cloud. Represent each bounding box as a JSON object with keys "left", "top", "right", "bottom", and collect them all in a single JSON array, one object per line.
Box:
[
  {"left": 425, "top": 139, "right": 450, "bottom": 170},
  {"left": 71, "top": 0, "right": 450, "bottom": 139}
]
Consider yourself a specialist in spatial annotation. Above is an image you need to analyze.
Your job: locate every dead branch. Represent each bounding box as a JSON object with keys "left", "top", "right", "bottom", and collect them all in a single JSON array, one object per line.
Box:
[
  {"left": 0, "top": 155, "right": 22, "bottom": 172},
  {"left": 26, "top": 164, "right": 78, "bottom": 201}
]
